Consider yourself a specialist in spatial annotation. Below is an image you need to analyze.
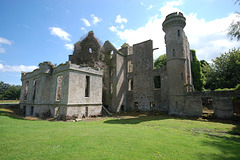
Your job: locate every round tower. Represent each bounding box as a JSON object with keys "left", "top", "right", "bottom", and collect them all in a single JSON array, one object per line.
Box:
[{"left": 162, "top": 12, "right": 191, "bottom": 115}]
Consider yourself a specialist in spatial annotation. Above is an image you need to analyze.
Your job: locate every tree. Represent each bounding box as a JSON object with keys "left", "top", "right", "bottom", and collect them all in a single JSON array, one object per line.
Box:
[
  {"left": 191, "top": 50, "right": 205, "bottom": 91},
  {"left": 0, "top": 81, "right": 21, "bottom": 100},
  {"left": 154, "top": 54, "right": 166, "bottom": 69},
  {"left": 228, "top": 0, "right": 240, "bottom": 41},
  {"left": 228, "top": 21, "right": 240, "bottom": 41},
  {"left": 204, "top": 48, "right": 240, "bottom": 90}
]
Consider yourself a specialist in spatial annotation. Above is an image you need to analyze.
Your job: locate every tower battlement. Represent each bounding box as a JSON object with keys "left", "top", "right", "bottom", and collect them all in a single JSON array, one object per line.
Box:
[{"left": 162, "top": 12, "right": 186, "bottom": 32}]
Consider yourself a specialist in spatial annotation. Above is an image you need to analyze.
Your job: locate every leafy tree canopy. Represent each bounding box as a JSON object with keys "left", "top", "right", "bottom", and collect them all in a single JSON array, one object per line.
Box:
[
  {"left": 203, "top": 48, "right": 240, "bottom": 90},
  {"left": 0, "top": 81, "right": 21, "bottom": 100},
  {"left": 154, "top": 54, "right": 166, "bottom": 69}
]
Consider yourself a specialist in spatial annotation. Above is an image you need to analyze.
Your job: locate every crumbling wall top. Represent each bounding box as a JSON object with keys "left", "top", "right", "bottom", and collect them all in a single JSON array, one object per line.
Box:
[{"left": 162, "top": 12, "right": 186, "bottom": 32}]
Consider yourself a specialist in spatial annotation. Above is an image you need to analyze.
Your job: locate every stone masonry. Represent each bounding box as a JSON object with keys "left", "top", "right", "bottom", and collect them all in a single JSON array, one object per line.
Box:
[{"left": 20, "top": 12, "right": 240, "bottom": 119}]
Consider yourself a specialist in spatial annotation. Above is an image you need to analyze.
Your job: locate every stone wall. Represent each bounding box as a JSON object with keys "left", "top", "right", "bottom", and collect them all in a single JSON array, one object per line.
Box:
[
  {"left": 20, "top": 61, "right": 103, "bottom": 118},
  {"left": 185, "top": 91, "right": 240, "bottom": 119}
]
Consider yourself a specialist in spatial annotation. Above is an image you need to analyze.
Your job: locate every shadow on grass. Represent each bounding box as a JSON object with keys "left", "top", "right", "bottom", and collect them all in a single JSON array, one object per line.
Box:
[
  {"left": 0, "top": 104, "right": 25, "bottom": 120},
  {"left": 200, "top": 136, "right": 240, "bottom": 160},
  {"left": 103, "top": 112, "right": 174, "bottom": 124}
]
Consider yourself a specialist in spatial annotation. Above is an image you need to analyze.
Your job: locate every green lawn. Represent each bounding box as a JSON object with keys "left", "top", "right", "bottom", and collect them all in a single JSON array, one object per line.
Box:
[
  {"left": 0, "top": 107, "right": 240, "bottom": 160},
  {"left": 0, "top": 100, "right": 19, "bottom": 104}
]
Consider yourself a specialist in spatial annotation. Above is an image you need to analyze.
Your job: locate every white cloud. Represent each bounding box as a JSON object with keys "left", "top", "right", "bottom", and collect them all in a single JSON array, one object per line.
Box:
[
  {"left": 109, "top": 26, "right": 117, "bottom": 32},
  {"left": 115, "top": 15, "right": 128, "bottom": 24},
  {"left": 49, "top": 27, "right": 71, "bottom": 41},
  {"left": 0, "top": 63, "right": 38, "bottom": 72},
  {"left": 91, "top": 14, "right": 102, "bottom": 24},
  {"left": 147, "top": 5, "right": 153, "bottom": 10},
  {"left": 0, "top": 37, "right": 12, "bottom": 45},
  {"left": 120, "top": 24, "right": 124, "bottom": 29},
  {"left": 65, "top": 43, "right": 74, "bottom": 50},
  {"left": 140, "top": 2, "right": 144, "bottom": 6},
  {"left": 81, "top": 18, "right": 91, "bottom": 27},
  {"left": 0, "top": 48, "right": 6, "bottom": 54},
  {"left": 159, "top": 0, "right": 182, "bottom": 18},
  {"left": 111, "top": 0, "right": 240, "bottom": 62},
  {"left": 0, "top": 37, "right": 12, "bottom": 54}
]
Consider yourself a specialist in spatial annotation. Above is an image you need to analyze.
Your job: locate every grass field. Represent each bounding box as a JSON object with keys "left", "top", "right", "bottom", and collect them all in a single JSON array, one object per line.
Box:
[
  {"left": 0, "top": 100, "right": 19, "bottom": 104},
  {"left": 0, "top": 105, "right": 240, "bottom": 160}
]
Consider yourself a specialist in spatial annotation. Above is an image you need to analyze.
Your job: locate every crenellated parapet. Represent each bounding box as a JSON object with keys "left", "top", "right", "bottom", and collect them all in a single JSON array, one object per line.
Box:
[{"left": 162, "top": 12, "right": 186, "bottom": 32}]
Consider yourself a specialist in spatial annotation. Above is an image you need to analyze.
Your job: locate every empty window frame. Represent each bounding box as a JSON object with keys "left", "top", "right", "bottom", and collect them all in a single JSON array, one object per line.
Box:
[
  {"left": 134, "top": 102, "right": 139, "bottom": 110},
  {"left": 172, "top": 49, "right": 176, "bottom": 57},
  {"left": 181, "top": 73, "right": 184, "bottom": 81},
  {"left": 32, "top": 79, "right": 37, "bottom": 102},
  {"left": 24, "top": 81, "right": 29, "bottom": 101},
  {"left": 56, "top": 75, "right": 63, "bottom": 101},
  {"left": 127, "top": 60, "right": 133, "bottom": 73},
  {"left": 128, "top": 79, "right": 133, "bottom": 91},
  {"left": 89, "top": 48, "right": 92, "bottom": 53},
  {"left": 154, "top": 76, "right": 161, "bottom": 89},
  {"left": 110, "top": 50, "right": 114, "bottom": 59},
  {"left": 110, "top": 83, "right": 113, "bottom": 94},
  {"left": 150, "top": 102, "right": 155, "bottom": 108},
  {"left": 30, "top": 106, "right": 34, "bottom": 116},
  {"left": 85, "top": 76, "right": 90, "bottom": 97}
]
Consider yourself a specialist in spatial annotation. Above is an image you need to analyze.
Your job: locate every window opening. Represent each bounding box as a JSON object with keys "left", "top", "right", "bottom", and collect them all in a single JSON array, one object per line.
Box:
[
  {"left": 178, "top": 29, "right": 180, "bottom": 37},
  {"left": 233, "top": 97, "right": 240, "bottom": 117},
  {"left": 56, "top": 75, "right": 63, "bottom": 101},
  {"left": 110, "top": 83, "right": 113, "bottom": 94},
  {"left": 121, "top": 105, "right": 124, "bottom": 111},
  {"left": 23, "top": 106, "right": 26, "bottom": 116},
  {"left": 172, "top": 49, "right": 176, "bottom": 57},
  {"left": 32, "top": 79, "right": 37, "bottom": 102},
  {"left": 181, "top": 73, "right": 184, "bottom": 81},
  {"left": 154, "top": 76, "right": 161, "bottom": 89},
  {"left": 150, "top": 102, "right": 155, "bottom": 108},
  {"left": 128, "top": 79, "right": 133, "bottom": 91},
  {"left": 127, "top": 60, "right": 133, "bottom": 73},
  {"left": 85, "top": 76, "right": 90, "bottom": 97},
  {"left": 89, "top": 48, "right": 92, "bottom": 53},
  {"left": 85, "top": 107, "right": 88, "bottom": 117},
  {"left": 134, "top": 102, "right": 139, "bottom": 110},
  {"left": 30, "top": 106, "right": 34, "bottom": 116},
  {"left": 110, "top": 50, "right": 113, "bottom": 59},
  {"left": 202, "top": 97, "right": 213, "bottom": 118},
  {"left": 24, "top": 81, "right": 29, "bottom": 101}
]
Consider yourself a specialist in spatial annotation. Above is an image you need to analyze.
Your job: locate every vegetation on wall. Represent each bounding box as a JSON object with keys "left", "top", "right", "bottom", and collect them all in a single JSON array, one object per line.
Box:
[
  {"left": 0, "top": 81, "right": 21, "bottom": 100},
  {"left": 191, "top": 50, "right": 205, "bottom": 91}
]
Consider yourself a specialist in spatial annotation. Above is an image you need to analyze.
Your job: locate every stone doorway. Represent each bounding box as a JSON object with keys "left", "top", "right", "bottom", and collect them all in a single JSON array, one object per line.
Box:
[{"left": 201, "top": 97, "right": 213, "bottom": 118}]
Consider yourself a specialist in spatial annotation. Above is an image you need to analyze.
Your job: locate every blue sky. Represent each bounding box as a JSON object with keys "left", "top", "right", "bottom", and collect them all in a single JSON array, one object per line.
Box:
[{"left": 0, "top": 0, "right": 240, "bottom": 85}]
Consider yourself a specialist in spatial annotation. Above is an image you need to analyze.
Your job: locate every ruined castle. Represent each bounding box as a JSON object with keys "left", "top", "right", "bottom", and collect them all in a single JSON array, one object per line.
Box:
[{"left": 20, "top": 12, "right": 240, "bottom": 119}]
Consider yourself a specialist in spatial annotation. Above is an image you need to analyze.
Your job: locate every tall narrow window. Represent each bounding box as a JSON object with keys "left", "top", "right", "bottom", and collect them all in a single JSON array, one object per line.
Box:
[
  {"left": 89, "top": 48, "right": 92, "bottom": 53},
  {"left": 32, "top": 79, "right": 37, "bottom": 102},
  {"left": 181, "top": 73, "right": 184, "bottom": 81},
  {"left": 110, "top": 50, "right": 114, "bottom": 59},
  {"left": 127, "top": 60, "right": 133, "bottom": 73},
  {"left": 178, "top": 29, "right": 180, "bottom": 37},
  {"left": 172, "top": 49, "right": 176, "bottom": 57},
  {"left": 110, "top": 83, "right": 113, "bottom": 94},
  {"left": 56, "top": 75, "right": 63, "bottom": 101},
  {"left": 24, "top": 81, "right": 29, "bottom": 101},
  {"left": 85, "top": 76, "right": 90, "bottom": 97},
  {"left": 128, "top": 79, "right": 133, "bottom": 91},
  {"left": 154, "top": 76, "right": 161, "bottom": 89},
  {"left": 30, "top": 106, "right": 34, "bottom": 116}
]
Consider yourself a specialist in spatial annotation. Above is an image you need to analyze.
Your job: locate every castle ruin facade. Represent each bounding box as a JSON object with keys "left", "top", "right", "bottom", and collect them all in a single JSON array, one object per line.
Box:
[{"left": 20, "top": 12, "right": 240, "bottom": 119}]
